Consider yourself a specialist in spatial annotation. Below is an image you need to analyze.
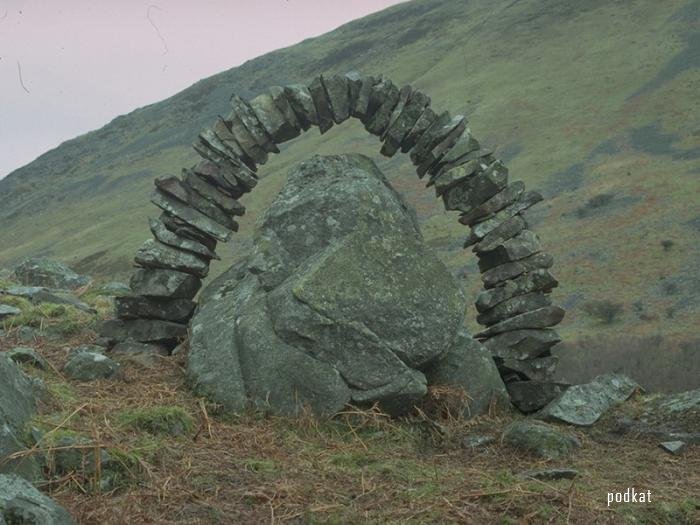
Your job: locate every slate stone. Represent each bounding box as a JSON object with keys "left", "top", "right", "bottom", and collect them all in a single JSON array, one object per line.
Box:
[
  {"left": 98, "top": 282, "right": 131, "bottom": 295},
  {"left": 400, "top": 106, "right": 438, "bottom": 153},
  {"left": 0, "top": 305, "right": 20, "bottom": 320},
  {"left": 63, "top": 351, "right": 120, "bottom": 381},
  {"left": 343, "top": 71, "right": 363, "bottom": 115},
  {"left": 13, "top": 258, "right": 90, "bottom": 290},
  {"left": 283, "top": 84, "right": 318, "bottom": 130},
  {"left": 503, "top": 420, "right": 580, "bottom": 459},
  {"left": 321, "top": 74, "right": 351, "bottom": 124},
  {"left": 477, "top": 230, "right": 543, "bottom": 272},
  {"left": 16, "top": 327, "right": 39, "bottom": 343},
  {"left": 98, "top": 318, "right": 187, "bottom": 346},
  {"left": 380, "top": 89, "right": 430, "bottom": 157},
  {"left": 476, "top": 270, "right": 559, "bottom": 312},
  {"left": 442, "top": 160, "right": 509, "bottom": 213},
  {"left": 183, "top": 169, "right": 245, "bottom": 216},
  {"left": 250, "top": 92, "right": 301, "bottom": 143},
  {"left": 208, "top": 118, "right": 255, "bottom": 170},
  {"left": 229, "top": 94, "right": 278, "bottom": 153},
  {"left": 382, "top": 85, "right": 412, "bottom": 136},
  {"left": 469, "top": 190, "right": 544, "bottom": 238},
  {"left": 0, "top": 474, "right": 76, "bottom": 525},
  {"left": 3, "top": 287, "right": 94, "bottom": 313},
  {"left": 459, "top": 181, "right": 526, "bottom": 226},
  {"left": 659, "top": 441, "right": 687, "bottom": 455},
  {"left": 192, "top": 158, "right": 245, "bottom": 198},
  {"left": 351, "top": 75, "right": 378, "bottom": 120},
  {"left": 51, "top": 435, "right": 112, "bottom": 476},
  {"left": 196, "top": 128, "right": 243, "bottom": 166},
  {"left": 115, "top": 295, "right": 196, "bottom": 323},
  {"left": 3, "top": 347, "right": 47, "bottom": 370},
  {"left": 410, "top": 111, "right": 452, "bottom": 166},
  {"left": 469, "top": 214, "right": 529, "bottom": 252},
  {"left": 497, "top": 356, "right": 559, "bottom": 382},
  {"left": 194, "top": 158, "right": 257, "bottom": 195},
  {"left": 154, "top": 176, "right": 236, "bottom": 230},
  {"left": 151, "top": 189, "right": 232, "bottom": 242},
  {"left": 224, "top": 113, "right": 269, "bottom": 165},
  {"left": 416, "top": 116, "right": 468, "bottom": 177},
  {"left": 160, "top": 213, "right": 218, "bottom": 251},
  {"left": 439, "top": 131, "right": 482, "bottom": 168},
  {"left": 149, "top": 218, "right": 219, "bottom": 260},
  {"left": 134, "top": 238, "right": 210, "bottom": 278},
  {"left": 268, "top": 86, "right": 301, "bottom": 131},
  {"left": 433, "top": 158, "right": 485, "bottom": 197},
  {"left": 482, "top": 252, "right": 554, "bottom": 289},
  {"left": 423, "top": 330, "right": 509, "bottom": 418},
  {"left": 507, "top": 381, "right": 570, "bottom": 413},
  {"left": 129, "top": 268, "right": 201, "bottom": 299},
  {"left": 477, "top": 292, "right": 552, "bottom": 326},
  {"left": 308, "top": 76, "right": 335, "bottom": 133},
  {"left": 364, "top": 78, "right": 400, "bottom": 135},
  {"left": 520, "top": 468, "right": 578, "bottom": 481},
  {"left": 536, "top": 374, "right": 641, "bottom": 426},
  {"left": 476, "top": 306, "right": 565, "bottom": 337},
  {"left": 482, "top": 329, "right": 562, "bottom": 360},
  {"left": 111, "top": 341, "right": 169, "bottom": 367}
]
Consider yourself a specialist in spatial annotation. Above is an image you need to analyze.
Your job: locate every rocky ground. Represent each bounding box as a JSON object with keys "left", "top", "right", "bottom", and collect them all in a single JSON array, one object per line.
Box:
[{"left": 1, "top": 269, "right": 698, "bottom": 524}]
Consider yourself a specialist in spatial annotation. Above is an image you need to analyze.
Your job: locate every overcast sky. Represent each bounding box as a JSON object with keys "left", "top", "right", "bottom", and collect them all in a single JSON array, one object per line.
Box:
[{"left": 0, "top": 0, "right": 406, "bottom": 179}]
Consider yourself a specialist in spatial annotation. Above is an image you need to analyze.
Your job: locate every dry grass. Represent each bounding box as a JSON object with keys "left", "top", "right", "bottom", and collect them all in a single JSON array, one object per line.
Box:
[{"left": 1, "top": 328, "right": 698, "bottom": 524}]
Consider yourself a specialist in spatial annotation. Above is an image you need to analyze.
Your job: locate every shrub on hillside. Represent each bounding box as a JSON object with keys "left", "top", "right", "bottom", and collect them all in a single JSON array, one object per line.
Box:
[{"left": 582, "top": 300, "right": 624, "bottom": 324}]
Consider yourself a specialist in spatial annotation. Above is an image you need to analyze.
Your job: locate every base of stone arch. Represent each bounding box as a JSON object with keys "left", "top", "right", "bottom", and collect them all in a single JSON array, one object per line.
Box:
[{"left": 97, "top": 72, "right": 565, "bottom": 414}]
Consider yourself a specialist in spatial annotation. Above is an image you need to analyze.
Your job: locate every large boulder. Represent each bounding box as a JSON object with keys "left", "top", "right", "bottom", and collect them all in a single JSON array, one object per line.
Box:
[
  {"left": 188, "top": 154, "right": 506, "bottom": 417},
  {"left": 0, "top": 474, "right": 76, "bottom": 524},
  {"left": 13, "top": 258, "right": 90, "bottom": 290}
]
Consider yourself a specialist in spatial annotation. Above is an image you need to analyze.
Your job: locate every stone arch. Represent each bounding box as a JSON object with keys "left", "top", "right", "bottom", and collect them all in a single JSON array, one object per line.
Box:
[{"left": 99, "top": 72, "right": 564, "bottom": 409}]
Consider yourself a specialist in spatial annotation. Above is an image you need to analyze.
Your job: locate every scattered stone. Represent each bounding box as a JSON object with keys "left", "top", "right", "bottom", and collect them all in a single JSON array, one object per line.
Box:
[
  {"left": 129, "top": 268, "right": 201, "bottom": 300},
  {"left": 477, "top": 292, "right": 552, "bottom": 326},
  {"left": 151, "top": 189, "right": 232, "bottom": 242},
  {"left": 481, "top": 253, "right": 554, "bottom": 289},
  {"left": 0, "top": 474, "right": 76, "bottom": 525},
  {"left": 13, "top": 258, "right": 90, "bottom": 290},
  {"left": 462, "top": 435, "right": 496, "bottom": 450},
  {"left": 659, "top": 441, "right": 687, "bottom": 455},
  {"left": 502, "top": 420, "right": 580, "bottom": 459},
  {"left": 476, "top": 306, "right": 565, "bottom": 338},
  {"left": 115, "top": 295, "right": 196, "bottom": 323},
  {"left": 112, "top": 342, "right": 168, "bottom": 367},
  {"left": 536, "top": 373, "right": 641, "bottom": 426},
  {"left": 308, "top": 76, "right": 335, "bottom": 133},
  {"left": 321, "top": 74, "right": 351, "bottom": 124},
  {"left": 135, "top": 238, "right": 210, "bottom": 278},
  {"left": 520, "top": 468, "right": 579, "bottom": 481},
  {"left": 476, "top": 270, "right": 559, "bottom": 312},
  {"left": 507, "top": 381, "right": 570, "bottom": 413},
  {"left": 250, "top": 91, "right": 301, "bottom": 143},
  {"left": 0, "top": 304, "right": 20, "bottom": 320},
  {"left": 63, "top": 351, "right": 120, "bottom": 381},
  {"left": 3, "top": 347, "right": 47, "bottom": 370},
  {"left": 98, "top": 318, "right": 187, "bottom": 346},
  {"left": 149, "top": 218, "right": 219, "bottom": 260}
]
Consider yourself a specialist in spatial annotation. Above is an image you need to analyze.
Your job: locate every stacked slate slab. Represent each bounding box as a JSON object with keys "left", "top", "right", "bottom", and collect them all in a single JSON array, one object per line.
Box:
[{"left": 100, "top": 72, "right": 564, "bottom": 411}]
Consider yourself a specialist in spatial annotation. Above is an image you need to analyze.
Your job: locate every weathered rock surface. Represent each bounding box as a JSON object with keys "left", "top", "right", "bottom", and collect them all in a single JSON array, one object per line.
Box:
[
  {"left": 476, "top": 306, "right": 565, "bottom": 337},
  {"left": 63, "top": 351, "right": 120, "bottom": 381},
  {"left": 115, "top": 296, "right": 196, "bottom": 323},
  {"left": 3, "top": 286, "right": 94, "bottom": 313},
  {"left": 0, "top": 305, "right": 20, "bottom": 320},
  {"left": 129, "top": 268, "right": 201, "bottom": 300},
  {"left": 98, "top": 318, "right": 187, "bottom": 347},
  {"left": 0, "top": 474, "right": 76, "bottom": 525},
  {"left": 135, "top": 239, "right": 209, "bottom": 278},
  {"left": 477, "top": 292, "right": 552, "bottom": 327},
  {"left": 3, "top": 347, "right": 47, "bottom": 370},
  {"left": 502, "top": 420, "right": 580, "bottom": 459},
  {"left": 481, "top": 253, "right": 554, "bottom": 289},
  {"left": 621, "top": 389, "right": 700, "bottom": 443},
  {"left": 476, "top": 270, "right": 558, "bottom": 312},
  {"left": 188, "top": 155, "right": 504, "bottom": 417},
  {"left": 536, "top": 373, "right": 640, "bottom": 426},
  {"left": 482, "top": 329, "right": 562, "bottom": 360},
  {"left": 13, "top": 258, "right": 90, "bottom": 290},
  {"left": 507, "top": 380, "right": 570, "bottom": 413}
]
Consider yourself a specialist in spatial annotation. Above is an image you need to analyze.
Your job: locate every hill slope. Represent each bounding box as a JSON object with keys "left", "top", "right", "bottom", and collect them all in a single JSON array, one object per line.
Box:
[{"left": 1, "top": 0, "right": 699, "bottom": 379}]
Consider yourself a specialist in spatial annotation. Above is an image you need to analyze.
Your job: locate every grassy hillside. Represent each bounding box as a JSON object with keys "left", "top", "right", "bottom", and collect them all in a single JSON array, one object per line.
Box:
[{"left": 1, "top": 0, "right": 699, "bottom": 384}]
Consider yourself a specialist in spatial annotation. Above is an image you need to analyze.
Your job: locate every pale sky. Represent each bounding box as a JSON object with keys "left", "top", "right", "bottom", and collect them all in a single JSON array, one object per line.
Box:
[{"left": 0, "top": 0, "right": 406, "bottom": 178}]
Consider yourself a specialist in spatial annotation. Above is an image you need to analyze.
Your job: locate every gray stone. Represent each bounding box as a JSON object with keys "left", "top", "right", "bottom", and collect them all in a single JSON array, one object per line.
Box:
[
  {"left": 207, "top": 119, "right": 254, "bottom": 170},
  {"left": 461, "top": 435, "right": 495, "bottom": 450},
  {"left": 476, "top": 306, "right": 565, "bottom": 338},
  {"left": 189, "top": 154, "right": 475, "bottom": 417},
  {"left": 433, "top": 159, "right": 484, "bottom": 197},
  {"left": 160, "top": 212, "right": 218, "bottom": 251},
  {"left": 224, "top": 113, "right": 269, "bottom": 165},
  {"left": 343, "top": 71, "right": 363, "bottom": 114},
  {"left": 351, "top": 75, "right": 378, "bottom": 120},
  {"left": 151, "top": 189, "right": 232, "bottom": 242},
  {"left": 497, "top": 356, "right": 558, "bottom": 382},
  {"left": 477, "top": 292, "right": 552, "bottom": 326},
  {"left": 439, "top": 131, "right": 482, "bottom": 167},
  {"left": 400, "top": 106, "right": 438, "bottom": 153},
  {"left": 71, "top": 344, "right": 105, "bottom": 355},
  {"left": 442, "top": 161, "right": 509, "bottom": 213},
  {"left": 659, "top": 440, "right": 687, "bottom": 455},
  {"left": 3, "top": 287, "right": 94, "bottom": 313},
  {"left": 3, "top": 347, "right": 47, "bottom": 370},
  {"left": 476, "top": 269, "right": 558, "bottom": 312},
  {"left": 321, "top": 74, "right": 351, "bottom": 124},
  {"left": 520, "top": 468, "right": 578, "bottom": 481},
  {"left": 364, "top": 78, "right": 400, "bottom": 135},
  {"left": 182, "top": 169, "right": 245, "bottom": 217},
  {"left": 16, "top": 327, "right": 39, "bottom": 343},
  {"left": 129, "top": 268, "right": 201, "bottom": 299},
  {"left": 502, "top": 420, "right": 580, "bottom": 459},
  {"left": 63, "top": 351, "right": 120, "bottom": 381},
  {"left": 477, "top": 230, "right": 543, "bottom": 272},
  {"left": 507, "top": 381, "right": 570, "bottom": 413},
  {"left": 410, "top": 111, "right": 452, "bottom": 166},
  {"left": 482, "top": 252, "right": 554, "bottom": 289},
  {"left": 149, "top": 218, "right": 219, "bottom": 260},
  {"left": 633, "top": 389, "right": 700, "bottom": 443},
  {"left": 195, "top": 129, "right": 245, "bottom": 170},
  {"left": 423, "top": 330, "right": 509, "bottom": 418},
  {"left": 380, "top": 89, "right": 430, "bottom": 157},
  {"left": 0, "top": 305, "right": 20, "bottom": 320},
  {"left": 192, "top": 158, "right": 245, "bottom": 198},
  {"left": 115, "top": 295, "right": 196, "bottom": 323},
  {"left": 154, "top": 176, "right": 237, "bottom": 230},
  {"left": 0, "top": 474, "right": 76, "bottom": 524},
  {"left": 98, "top": 318, "right": 187, "bottom": 346},
  {"left": 459, "top": 181, "right": 525, "bottom": 226},
  {"left": 135, "top": 238, "right": 210, "bottom": 278},
  {"left": 470, "top": 190, "right": 544, "bottom": 239},
  {"left": 250, "top": 92, "right": 301, "bottom": 143},
  {"left": 51, "top": 435, "right": 111, "bottom": 476},
  {"left": 467, "top": 212, "right": 527, "bottom": 251},
  {"left": 416, "top": 116, "right": 468, "bottom": 177},
  {"left": 98, "top": 282, "right": 131, "bottom": 295},
  {"left": 283, "top": 84, "right": 318, "bottom": 130},
  {"left": 308, "top": 76, "right": 335, "bottom": 133},
  {"left": 13, "top": 258, "right": 89, "bottom": 290},
  {"left": 111, "top": 342, "right": 168, "bottom": 367},
  {"left": 268, "top": 86, "right": 301, "bottom": 132},
  {"left": 229, "top": 94, "right": 278, "bottom": 153},
  {"left": 536, "top": 374, "right": 641, "bottom": 426}
]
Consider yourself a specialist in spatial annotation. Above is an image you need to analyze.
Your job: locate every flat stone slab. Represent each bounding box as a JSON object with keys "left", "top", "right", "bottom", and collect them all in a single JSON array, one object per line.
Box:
[
  {"left": 63, "top": 351, "right": 120, "bottom": 381},
  {"left": 507, "top": 380, "right": 570, "bottom": 413},
  {"left": 659, "top": 441, "right": 687, "bottom": 455},
  {"left": 482, "top": 329, "right": 562, "bottom": 360},
  {"left": 536, "top": 373, "right": 641, "bottom": 426},
  {"left": 476, "top": 306, "right": 565, "bottom": 338},
  {"left": 129, "top": 268, "right": 201, "bottom": 300}
]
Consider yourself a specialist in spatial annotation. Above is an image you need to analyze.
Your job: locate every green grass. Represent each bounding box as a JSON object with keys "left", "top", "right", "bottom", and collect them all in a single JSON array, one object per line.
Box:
[
  {"left": 0, "top": 0, "right": 698, "bottom": 351},
  {"left": 115, "top": 405, "right": 195, "bottom": 436}
]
